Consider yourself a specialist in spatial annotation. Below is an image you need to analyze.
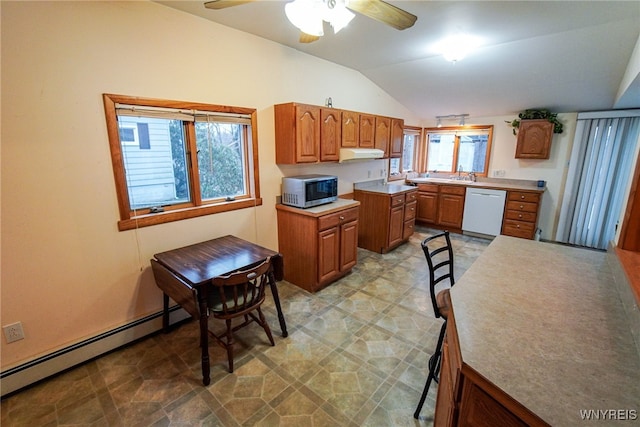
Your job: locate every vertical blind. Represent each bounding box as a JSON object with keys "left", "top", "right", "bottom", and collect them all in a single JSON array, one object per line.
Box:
[{"left": 556, "top": 113, "right": 640, "bottom": 249}]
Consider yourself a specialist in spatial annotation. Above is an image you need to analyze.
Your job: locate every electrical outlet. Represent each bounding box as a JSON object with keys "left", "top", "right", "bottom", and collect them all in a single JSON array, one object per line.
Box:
[{"left": 3, "top": 322, "right": 25, "bottom": 343}]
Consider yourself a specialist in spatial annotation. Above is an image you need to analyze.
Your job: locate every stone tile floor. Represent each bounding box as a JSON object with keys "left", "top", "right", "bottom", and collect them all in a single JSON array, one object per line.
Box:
[{"left": 1, "top": 227, "right": 490, "bottom": 426}]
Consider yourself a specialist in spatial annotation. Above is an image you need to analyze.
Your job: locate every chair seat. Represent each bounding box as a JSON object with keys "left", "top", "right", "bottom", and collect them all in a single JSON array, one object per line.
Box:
[{"left": 436, "top": 289, "right": 451, "bottom": 319}]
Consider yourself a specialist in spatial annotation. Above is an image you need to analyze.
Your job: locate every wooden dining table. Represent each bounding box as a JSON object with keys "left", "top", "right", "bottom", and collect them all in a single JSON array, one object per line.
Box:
[{"left": 152, "top": 235, "right": 288, "bottom": 385}]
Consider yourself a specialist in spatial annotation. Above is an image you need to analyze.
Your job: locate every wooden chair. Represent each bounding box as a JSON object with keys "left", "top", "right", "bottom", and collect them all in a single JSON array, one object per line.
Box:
[
  {"left": 414, "top": 231, "right": 455, "bottom": 419},
  {"left": 207, "top": 256, "right": 276, "bottom": 373}
]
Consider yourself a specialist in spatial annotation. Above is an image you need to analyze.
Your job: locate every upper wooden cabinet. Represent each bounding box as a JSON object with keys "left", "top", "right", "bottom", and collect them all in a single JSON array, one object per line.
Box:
[
  {"left": 515, "top": 119, "right": 553, "bottom": 159},
  {"left": 275, "top": 103, "right": 321, "bottom": 164},
  {"left": 275, "top": 102, "right": 405, "bottom": 164},
  {"left": 375, "top": 116, "right": 391, "bottom": 157},
  {"left": 341, "top": 110, "right": 359, "bottom": 148},
  {"left": 359, "top": 114, "right": 375, "bottom": 148},
  {"left": 390, "top": 118, "right": 404, "bottom": 158},
  {"left": 320, "top": 108, "right": 341, "bottom": 162}
]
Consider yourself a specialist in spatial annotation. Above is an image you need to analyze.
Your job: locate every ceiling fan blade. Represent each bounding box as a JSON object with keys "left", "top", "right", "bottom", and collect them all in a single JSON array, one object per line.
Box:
[
  {"left": 346, "top": 0, "right": 417, "bottom": 30},
  {"left": 204, "top": 0, "right": 257, "bottom": 10},
  {"left": 299, "top": 32, "right": 321, "bottom": 43}
]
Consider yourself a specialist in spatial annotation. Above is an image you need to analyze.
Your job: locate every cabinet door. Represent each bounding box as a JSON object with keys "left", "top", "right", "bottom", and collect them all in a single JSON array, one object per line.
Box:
[
  {"left": 515, "top": 120, "right": 553, "bottom": 159},
  {"left": 434, "top": 341, "right": 456, "bottom": 427},
  {"left": 388, "top": 205, "right": 405, "bottom": 247},
  {"left": 390, "top": 118, "right": 404, "bottom": 158},
  {"left": 320, "top": 108, "right": 341, "bottom": 162},
  {"left": 318, "top": 226, "right": 340, "bottom": 284},
  {"left": 295, "top": 105, "right": 321, "bottom": 163},
  {"left": 339, "top": 219, "right": 358, "bottom": 272},
  {"left": 417, "top": 192, "right": 438, "bottom": 223},
  {"left": 438, "top": 194, "right": 465, "bottom": 228},
  {"left": 359, "top": 114, "right": 375, "bottom": 148},
  {"left": 375, "top": 116, "right": 391, "bottom": 156},
  {"left": 341, "top": 110, "right": 359, "bottom": 148}
]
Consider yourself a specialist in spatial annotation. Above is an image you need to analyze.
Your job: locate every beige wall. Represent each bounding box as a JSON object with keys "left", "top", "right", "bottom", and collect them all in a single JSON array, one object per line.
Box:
[{"left": 0, "top": 0, "right": 419, "bottom": 369}]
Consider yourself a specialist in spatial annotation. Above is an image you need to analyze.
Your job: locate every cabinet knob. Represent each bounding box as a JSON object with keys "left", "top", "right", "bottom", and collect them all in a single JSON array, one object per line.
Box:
[
  {"left": 516, "top": 224, "right": 520, "bottom": 228},
  {"left": 520, "top": 205, "right": 524, "bottom": 209},
  {"left": 518, "top": 214, "right": 523, "bottom": 218},
  {"left": 339, "top": 216, "right": 345, "bottom": 220},
  {"left": 521, "top": 195, "right": 525, "bottom": 199}
]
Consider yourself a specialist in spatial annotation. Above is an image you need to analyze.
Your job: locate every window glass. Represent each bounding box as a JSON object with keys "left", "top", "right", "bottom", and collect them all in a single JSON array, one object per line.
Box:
[
  {"left": 425, "top": 126, "right": 493, "bottom": 176},
  {"left": 195, "top": 121, "right": 247, "bottom": 201}
]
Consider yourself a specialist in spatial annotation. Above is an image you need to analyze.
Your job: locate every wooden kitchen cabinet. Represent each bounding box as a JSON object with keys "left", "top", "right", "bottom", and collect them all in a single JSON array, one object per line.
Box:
[
  {"left": 359, "top": 113, "right": 375, "bottom": 148},
  {"left": 276, "top": 204, "right": 359, "bottom": 292},
  {"left": 502, "top": 190, "right": 541, "bottom": 239},
  {"left": 438, "top": 185, "right": 466, "bottom": 229},
  {"left": 354, "top": 188, "right": 418, "bottom": 253},
  {"left": 390, "top": 118, "right": 404, "bottom": 158},
  {"left": 320, "top": 108, "right": 341, "bottom": 162},
  {"left": 515, "top": 119, "right": 553, "bottom": 159},
  {"left": 274, "top": 102, "right": 342, "bottom": 164},
  {"left": 416, "top": 184, "right": 439, "bottom": 224},
  {"left": 434, "top": 303, "right": 549, "bottom": 427},
  {"left": 374, "top": 116, "right": 391, "bottom": 156},
  {"left": 341, "top": 110, "right": 359, "bottom": 148}
]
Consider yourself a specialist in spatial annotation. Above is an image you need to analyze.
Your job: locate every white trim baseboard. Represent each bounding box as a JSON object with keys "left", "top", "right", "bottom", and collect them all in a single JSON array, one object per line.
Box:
[{"left": 0, "top": 307, "right": 191, "bottom": 397}]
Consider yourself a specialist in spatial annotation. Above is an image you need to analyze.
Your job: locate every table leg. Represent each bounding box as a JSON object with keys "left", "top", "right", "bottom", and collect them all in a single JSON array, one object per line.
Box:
[
  {"left": 162, "top": 293, "right": 170, "bottom": 333},
  {"left": 268, "top": 271, "right": 288, "bottom": 338},
  {"left": 198, "top": 291, "right": 211, "bottom": 386}
]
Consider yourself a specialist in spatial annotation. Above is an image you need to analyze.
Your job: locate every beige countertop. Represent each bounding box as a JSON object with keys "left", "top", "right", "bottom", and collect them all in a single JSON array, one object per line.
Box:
[
  {"left": 407, "top": 177, "right": 545, "bottom": 193},
  {"left": 275, "top": 198, "right": 359, "bottom": 217},
  {"left": 450, "top": 236, "right": 640, "bottom": 425}
]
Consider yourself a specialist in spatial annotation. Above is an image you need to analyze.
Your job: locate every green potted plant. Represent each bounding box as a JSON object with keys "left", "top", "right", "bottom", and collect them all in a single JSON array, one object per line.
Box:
[{"left": 506, "top": 109, "right": 563, "bottom": 135}]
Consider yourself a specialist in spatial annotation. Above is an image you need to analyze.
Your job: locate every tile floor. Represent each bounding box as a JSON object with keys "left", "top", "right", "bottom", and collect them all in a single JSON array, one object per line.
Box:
[{"left": 1, "top": 227, "right": 490, "bottom": 427}]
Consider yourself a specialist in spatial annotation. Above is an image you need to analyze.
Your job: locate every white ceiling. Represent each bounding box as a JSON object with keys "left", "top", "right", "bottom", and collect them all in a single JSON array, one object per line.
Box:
[{"left": 156, "top": 1, "right": 640, "bottom": 120}]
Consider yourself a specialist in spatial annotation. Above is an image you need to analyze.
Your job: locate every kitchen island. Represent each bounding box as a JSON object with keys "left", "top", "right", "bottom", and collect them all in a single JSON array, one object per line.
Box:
[{"left": 440, "top": 236, "right": 640, "bottom": 425}]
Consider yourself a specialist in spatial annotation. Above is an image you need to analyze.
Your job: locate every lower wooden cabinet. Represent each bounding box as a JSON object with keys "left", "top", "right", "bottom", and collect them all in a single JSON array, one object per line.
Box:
[
  {"left": 501, "top": 190, "right": 541, "bottom": 240},
  {"left": 416, "top": 184, "right": 465, "bottom": 230},
  {"left": 354, "top": 188, "right": 417, "bottom": 253},
  {"left": 416, "top": 184, "right": 439, "bottom": 223},
  {"left": 277, "top": 204, "right": 359, "bottom": 292},
  {"left": 434, "top": 306, "right": 550, "bottom": 427}
]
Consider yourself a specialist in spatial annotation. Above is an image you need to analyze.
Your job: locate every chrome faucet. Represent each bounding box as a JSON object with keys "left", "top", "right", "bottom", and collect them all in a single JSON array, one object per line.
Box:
[
  {"left": 458, "top": 164, "right": 463, "bottom": 179},
  {"left": 469, "top": 171, "right": 477, "bottom": 182}
]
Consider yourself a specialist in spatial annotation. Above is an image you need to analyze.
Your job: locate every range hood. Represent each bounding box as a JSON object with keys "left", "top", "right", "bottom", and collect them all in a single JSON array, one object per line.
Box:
[{"left": 339, "top": 148, "right": 384, "bottom": 163}]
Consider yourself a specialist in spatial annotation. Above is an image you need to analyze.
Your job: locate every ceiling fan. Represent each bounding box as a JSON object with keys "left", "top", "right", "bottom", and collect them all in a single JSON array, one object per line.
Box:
[{"left": 203, "top": 0, "right": 417, "bottom": 43}]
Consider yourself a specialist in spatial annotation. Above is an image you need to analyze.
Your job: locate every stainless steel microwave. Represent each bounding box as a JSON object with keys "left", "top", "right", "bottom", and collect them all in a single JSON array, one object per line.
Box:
[{"left": 281, "top": 174, "right": 338, "bottom": 208}]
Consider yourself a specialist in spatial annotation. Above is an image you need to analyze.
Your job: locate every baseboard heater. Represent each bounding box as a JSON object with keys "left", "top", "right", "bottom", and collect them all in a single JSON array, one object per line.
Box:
[{"left": 0, "top": 306, "right": 191, "bottom": 397}]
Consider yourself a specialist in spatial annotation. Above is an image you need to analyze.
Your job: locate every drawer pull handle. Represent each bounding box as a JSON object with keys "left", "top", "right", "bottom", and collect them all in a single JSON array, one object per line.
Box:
[{"left": 339, "top": 216, "right": 345, "bottom": 220}]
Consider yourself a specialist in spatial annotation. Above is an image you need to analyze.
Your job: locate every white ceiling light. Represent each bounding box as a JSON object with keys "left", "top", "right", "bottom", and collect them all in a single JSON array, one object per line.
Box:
[
  {"left": 433, "top": 34, "right": 483, "bottom": 63},
  {"left": 285, "top": 0, "right": 355, "bottom": 37}
]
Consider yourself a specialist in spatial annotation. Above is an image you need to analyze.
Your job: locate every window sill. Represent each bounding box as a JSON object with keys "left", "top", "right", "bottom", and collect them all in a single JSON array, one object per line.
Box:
[{"left": 117, "top": 198, "right": 262, "bottom": 231}]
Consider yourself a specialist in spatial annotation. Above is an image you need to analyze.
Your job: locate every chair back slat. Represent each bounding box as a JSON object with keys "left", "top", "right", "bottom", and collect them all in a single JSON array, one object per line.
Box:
[{"left": 421, "top": 231, "right": 455, "bottom": 319}]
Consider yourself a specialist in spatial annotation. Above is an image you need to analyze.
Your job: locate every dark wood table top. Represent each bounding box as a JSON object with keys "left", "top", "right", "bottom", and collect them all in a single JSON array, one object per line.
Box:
[{"left": 153, "top": 235, "right": 283, "bottom": 287}]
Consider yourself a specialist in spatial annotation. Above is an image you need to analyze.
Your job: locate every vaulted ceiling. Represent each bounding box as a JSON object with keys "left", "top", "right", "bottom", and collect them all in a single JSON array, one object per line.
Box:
[{"left": 156, "top": 1, "right": 640, "bottom": 120}]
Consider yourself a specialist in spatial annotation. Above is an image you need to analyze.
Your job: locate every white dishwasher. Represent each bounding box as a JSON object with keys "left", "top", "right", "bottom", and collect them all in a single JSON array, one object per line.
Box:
[{"left": 462, "top": 187, "right": 506, "bottom": 236}]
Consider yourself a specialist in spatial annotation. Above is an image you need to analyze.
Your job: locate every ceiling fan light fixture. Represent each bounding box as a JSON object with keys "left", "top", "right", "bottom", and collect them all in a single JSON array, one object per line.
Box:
[
  {"left": 285, "top": 0, "right": 324, "bottom": 36},
  {"left": 324, "top": 1, "right": 355, "bottom": 34}
]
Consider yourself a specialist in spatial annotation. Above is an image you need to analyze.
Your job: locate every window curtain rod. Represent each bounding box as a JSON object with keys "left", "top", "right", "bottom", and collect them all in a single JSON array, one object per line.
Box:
[{"left": 115, "top": 103, "right": 252, "bottom": 124}]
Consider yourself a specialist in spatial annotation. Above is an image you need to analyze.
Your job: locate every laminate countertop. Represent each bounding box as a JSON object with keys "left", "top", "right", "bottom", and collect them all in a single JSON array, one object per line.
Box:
[{"left": 450, "top": 236, "right": 640, "bottom": 426}]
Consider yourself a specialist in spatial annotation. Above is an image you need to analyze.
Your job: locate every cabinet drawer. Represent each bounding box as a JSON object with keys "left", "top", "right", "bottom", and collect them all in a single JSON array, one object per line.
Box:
[
  {"left": 418, "top": 183, "right": 439, "bottom": 193},
  {"left": 404, "top": 201, "right": 417, "bottom": 221},
  {"left": 391, "top": 194, "right": 405, "bottom": 207},
  {"left": 405, "top": 190, "right": 418, "bottom": 203},
  {"left": 502, "top": 220, "right": 535, "bottom": 239},
  {"left": 318, "top": 207, "right": 359, "bottom": 231},
  {"left": 403, "top": 219, "right": 415, "bottom": 240},
  {"left": 505, "top": 210, "right": 537, "bottom": 222},
  {"left": 440, "top": 185, "right": 466, "bottom": 196},
  {"left": 508, "top": 191, "right": 540, "bottom": 203},
  {"left": 506, "top": 200, "right": 538, "bottom": 213}
]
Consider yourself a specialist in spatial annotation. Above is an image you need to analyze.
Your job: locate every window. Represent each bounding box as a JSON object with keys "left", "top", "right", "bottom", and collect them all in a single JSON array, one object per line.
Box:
[
  {"left": 389, "top": 126, "right": 422, "bottom": 180},
  {"left": 425, "top": 126, "right": 493, "bottom": 176},
  {"left": 103, "top": 94, "right": 261, "bottom": 231}
]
